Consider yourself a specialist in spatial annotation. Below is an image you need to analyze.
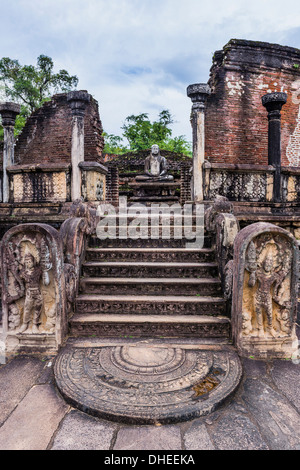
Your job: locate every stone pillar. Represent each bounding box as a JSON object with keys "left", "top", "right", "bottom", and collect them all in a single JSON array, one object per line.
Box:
[
  {"left": 0, "top": 102, "right": 21, "bottom": 202},
  {"left": 262, "top": 92, "right": 287, "bottom": 203},
  {"left": 187, "top": 83, "right": 211, "bottom": 202},
  {"left": 67, "top": 91, "right": 90, "bottom": 201}
]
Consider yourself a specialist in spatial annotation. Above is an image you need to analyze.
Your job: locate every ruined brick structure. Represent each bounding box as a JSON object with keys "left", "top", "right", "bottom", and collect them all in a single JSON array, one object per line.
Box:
[
  {"left": 14, "top": 92, "right": 104, "bottom": 166},
  {"left": 205, "top": 39, "right": 300, "bottom": 167}
]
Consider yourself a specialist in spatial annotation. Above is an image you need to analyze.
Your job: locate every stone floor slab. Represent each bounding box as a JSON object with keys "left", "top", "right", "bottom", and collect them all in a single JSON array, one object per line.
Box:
[
  {"left": 241, "top": 378, "right": 300, "bottom": 450},
  {"left": 207, "top": 402, "right": 269, "bottom": 450},
  {"left": 0, "top": 384, "right": 69, "bottom": 450},
  {"left": 51, "top": 409, "right": 116, "bottom": 450},
  {"left": 183, "top": 420, "right": 215, "bottom": 450},
  {"left": 271, "top": 360, "right": 300, "bottom": 413},
  {"left": 0, "top": 356, "right": 45, "bottom": 425},
  {"left": 114, "top": 425, "right": 182, "bottom": 450}
]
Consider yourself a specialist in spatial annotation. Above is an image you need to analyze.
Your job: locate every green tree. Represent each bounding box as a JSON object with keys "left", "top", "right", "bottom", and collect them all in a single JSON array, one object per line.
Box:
[
  {"left": 102, "top": 132, "right": 128, "bottom": 154},
  {"left": 0, "top": 54, "right": 78, "bottom": 138},
  {"left": 103, "top": 110, "right": 191, "bottom": 156}
]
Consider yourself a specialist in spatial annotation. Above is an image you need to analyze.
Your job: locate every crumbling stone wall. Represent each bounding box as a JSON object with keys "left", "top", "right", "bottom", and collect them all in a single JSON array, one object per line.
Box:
[
  {"left": 14, "top": 92, "right": 105, "bottom": 166},
  {"left": 206, "top": 39, "right": 300, "bottom": 167}
]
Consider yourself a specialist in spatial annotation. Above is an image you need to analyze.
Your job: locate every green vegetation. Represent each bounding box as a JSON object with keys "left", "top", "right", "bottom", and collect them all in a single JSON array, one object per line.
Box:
[
  {"left": 0, "top": 54, "right": 78, "bottom": 139},
  {"left": 103, "top": 110, "right": 192, "bottom": 156}
]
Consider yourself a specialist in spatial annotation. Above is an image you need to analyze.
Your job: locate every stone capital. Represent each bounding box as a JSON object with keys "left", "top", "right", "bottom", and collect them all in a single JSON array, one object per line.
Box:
[
  {"left": 261, "top": 92, "right": 287, "bottom": 115},
  {"left": 0, "top": 102, "right": 21, "bottom": 126},
  {"left": 67, "top": 90, "right": 90, "bottom": 116},
  {"left": 187, "top": 83, "right": 211, "bottom": 110}
]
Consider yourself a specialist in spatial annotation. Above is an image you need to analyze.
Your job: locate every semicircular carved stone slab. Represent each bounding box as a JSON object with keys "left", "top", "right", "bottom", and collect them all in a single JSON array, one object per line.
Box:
[
  {"left": 54, "top": 345, "right": 242, "bottom": 424},
  {"left": 232, "top": 222, "right": 299, "bottom": 359},
  {"left": 0, "top": 223, "right": 67, "bottom": 354}
]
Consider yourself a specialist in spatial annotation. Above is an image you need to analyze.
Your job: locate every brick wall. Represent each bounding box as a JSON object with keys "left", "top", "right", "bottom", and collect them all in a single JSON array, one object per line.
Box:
[
  {"left": 14, "top": 92, "right": 104, "bottom": 165},
  {"left": 206, "top": 39, "right": 300, "bottom": 167}
]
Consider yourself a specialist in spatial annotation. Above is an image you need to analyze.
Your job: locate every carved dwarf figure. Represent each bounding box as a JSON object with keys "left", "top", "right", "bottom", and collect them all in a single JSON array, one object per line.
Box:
[{"left": 136, "top": 144, "right": 174, "bottom": 181}]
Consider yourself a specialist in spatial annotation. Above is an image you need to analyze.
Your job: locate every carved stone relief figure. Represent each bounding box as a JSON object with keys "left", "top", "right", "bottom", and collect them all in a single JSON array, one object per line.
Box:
[
  {"left": 232, "top": 223, "right": 298, "bottom": 359},
  {"left": 1, "top": 224, "right": 67, "bottom": 353},
  {"left": 4, "top": 234, "right": 54, "bottom": 334},
  {"left": 244, "top": 234, "right": 293, "bottom": 338}
]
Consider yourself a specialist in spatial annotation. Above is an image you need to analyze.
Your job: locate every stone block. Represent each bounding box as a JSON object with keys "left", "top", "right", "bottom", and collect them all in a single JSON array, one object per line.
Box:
[
  {"left": 0, "top": 384, "right": 69, "bottom": 450},
  {"left": 232, "top": 222, "right": 299, "bottom": 359},
  {"left": 0, "top": 223, "right": 67, "bottom": 353}
]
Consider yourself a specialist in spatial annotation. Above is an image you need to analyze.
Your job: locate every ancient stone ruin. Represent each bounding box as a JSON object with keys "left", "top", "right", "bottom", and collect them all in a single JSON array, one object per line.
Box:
[{"left": 0, "top": 39, "right": 299, "bottom": 424}]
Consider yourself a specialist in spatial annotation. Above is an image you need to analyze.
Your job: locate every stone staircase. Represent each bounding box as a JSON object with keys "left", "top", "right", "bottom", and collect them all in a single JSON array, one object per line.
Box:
[
  {"left": 55, "top": 207, "right": 242, "bottom": 425},
  {"left": 68, "top": 210, "right": 230, "bottom": 343}
]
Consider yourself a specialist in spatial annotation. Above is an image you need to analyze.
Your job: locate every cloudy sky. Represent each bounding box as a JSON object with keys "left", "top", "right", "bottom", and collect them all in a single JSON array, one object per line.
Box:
[{"left": 1, "top": 0, "right": 300, "bottom": 144}]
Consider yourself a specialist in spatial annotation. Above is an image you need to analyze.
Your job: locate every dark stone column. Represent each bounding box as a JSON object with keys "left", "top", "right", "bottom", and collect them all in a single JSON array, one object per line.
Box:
[
  {"left": 187, "top": 83, "right": 211, "bottom": 202},
  {"left": 67, "top": 91, "right": 90, "bottom": 201},
  {"left": 262, "top": 92, "right": 287, "bottom": 203},
  {"left": 0, "top": 102, "right": 21, "bottom": 202}
]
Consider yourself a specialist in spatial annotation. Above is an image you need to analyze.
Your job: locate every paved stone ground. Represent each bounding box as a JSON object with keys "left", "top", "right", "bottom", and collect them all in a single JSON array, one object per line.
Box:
[{"left": 0, "top": 326, "right": 299, "bottom": 451}]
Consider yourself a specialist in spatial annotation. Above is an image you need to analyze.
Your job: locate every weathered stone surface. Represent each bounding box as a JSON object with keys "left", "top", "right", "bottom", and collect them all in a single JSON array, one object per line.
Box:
[
  {"left": 0, "top": 384, "right": 69, "bottom": 450},
  {"left": 54, "top": 344, "right": 242, "bottom": 424},
  {"left": 208, "top": 402, "right": 269, "bottom": 450},
  {"left": 232, "top": 223, "right": 299, "bottom": 359},
  {"left": 183, "top": 420, "right": 215, "bottom": 450},
  {"left": 114, "top": 425, "right": 182, "bottom": 450},
  {"left": 0, "top": 356, "right": 45, "bottom": 425},
  {"left": 51, "top": 410, "right": 116, "bottom": 450},
  {"left": 215, "top": 212, "right": 239, "bottom": 293},
  {"left": 0, "top": 223, "right": 67, "bottom": 353},
  {"left": 242, "top": 378, "right": 300, "bottom": 450},
  {"left": 271, "top": 360, "right": 300, "bottom": 413},
  {"left": 241, "top": 357, "right": 268, "bottom": 379}
]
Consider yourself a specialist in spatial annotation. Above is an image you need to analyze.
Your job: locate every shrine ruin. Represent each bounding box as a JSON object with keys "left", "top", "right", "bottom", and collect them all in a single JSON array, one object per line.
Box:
[{"left": 0, "top": 39, "right": 299, "bottom": 424}]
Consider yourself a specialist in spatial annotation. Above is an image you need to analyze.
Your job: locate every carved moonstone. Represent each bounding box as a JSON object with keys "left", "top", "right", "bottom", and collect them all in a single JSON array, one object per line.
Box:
[
  {"left": 232, "top": 223, "right": 299, "bottom": 359},
  {"left": 54, "top": 344, "right": 242, "bottom": 424}
]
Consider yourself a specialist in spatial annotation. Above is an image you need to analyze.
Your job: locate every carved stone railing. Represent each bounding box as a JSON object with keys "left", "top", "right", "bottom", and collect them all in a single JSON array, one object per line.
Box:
[
  {"left": 281, "top": 167, "right": 300, "bottom": 202},
  {"left": 205, "top": 196, "right": 240, "bottom": 305},
  {"left": 5, "top": 162, "right": 108, "bottom": 204},
  {"left": 60, "top": 199, "right": 97, "bottom": 309},
  {"left": 203, "top": 162, "right": 275, "bottom": 202},
  {"left": 231, "top": 223, "right": 299, "bottom": 359},
  {"left": 6, "top": 163, "right": 71, "bottom": 203}
]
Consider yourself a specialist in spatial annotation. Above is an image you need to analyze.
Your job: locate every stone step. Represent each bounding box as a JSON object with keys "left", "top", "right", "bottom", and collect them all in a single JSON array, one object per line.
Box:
[
  {"left": 84, "top": 247, "right": 215, "bottom": 263},
  {"left": 69, "top": 314, "right": 231, "bottom": 339},
  {"left": 80, "top": 277, "right": 222, "bottom": 297},
  {"left": 95, "top": 226, "right": 204, "bottom": 240},
  {"left": 97, "top": 215, "right": 202, "bottom": 224},
  {"left": 88, "top": 235, "right": 212, "bottom": 249},
  {"left": 75, "top": 294, "right": 226, "bottom": 316},
  {"left": 82, "top": 261, "right": 219, "bottom": 278}
]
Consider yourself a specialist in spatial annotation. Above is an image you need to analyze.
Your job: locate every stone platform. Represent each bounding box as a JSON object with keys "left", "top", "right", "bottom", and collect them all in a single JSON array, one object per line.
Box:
[{"left": 54, "top": 343, "right": 242, "bottom": 425}]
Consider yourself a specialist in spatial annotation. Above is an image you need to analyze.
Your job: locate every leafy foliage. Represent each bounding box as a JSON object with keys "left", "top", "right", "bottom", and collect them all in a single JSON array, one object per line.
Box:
[
  {"left": 103, "top": 110, "right": 192, "bottom": 156},
  {"left": 0, "top": 55, "right": 78, "bottom": 138}
]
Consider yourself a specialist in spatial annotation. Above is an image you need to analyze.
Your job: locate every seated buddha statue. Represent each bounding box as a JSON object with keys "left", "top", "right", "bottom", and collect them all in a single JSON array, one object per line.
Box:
[{"left": 136, "top": 144, "right": 174, "bottom": 181}]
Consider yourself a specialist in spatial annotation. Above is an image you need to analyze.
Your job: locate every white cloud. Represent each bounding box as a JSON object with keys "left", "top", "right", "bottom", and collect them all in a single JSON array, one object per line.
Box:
[{"left": 1, "top": 0, "right": 300, "bottom": 142}]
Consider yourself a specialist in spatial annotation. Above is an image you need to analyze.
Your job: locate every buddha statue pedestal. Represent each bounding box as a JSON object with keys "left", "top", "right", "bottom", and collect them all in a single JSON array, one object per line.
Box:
[{"left": 130, "top": 181, "right": 180, "bottom": 203}]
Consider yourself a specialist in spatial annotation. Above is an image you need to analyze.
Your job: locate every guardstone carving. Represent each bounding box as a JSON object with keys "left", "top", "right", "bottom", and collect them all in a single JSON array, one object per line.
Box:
[
  {"left": 232, "top": 223, "right": 299, "bottom": 359},
  {"left": 1, "top": 224, "right": 67, "bottom": 353}
]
